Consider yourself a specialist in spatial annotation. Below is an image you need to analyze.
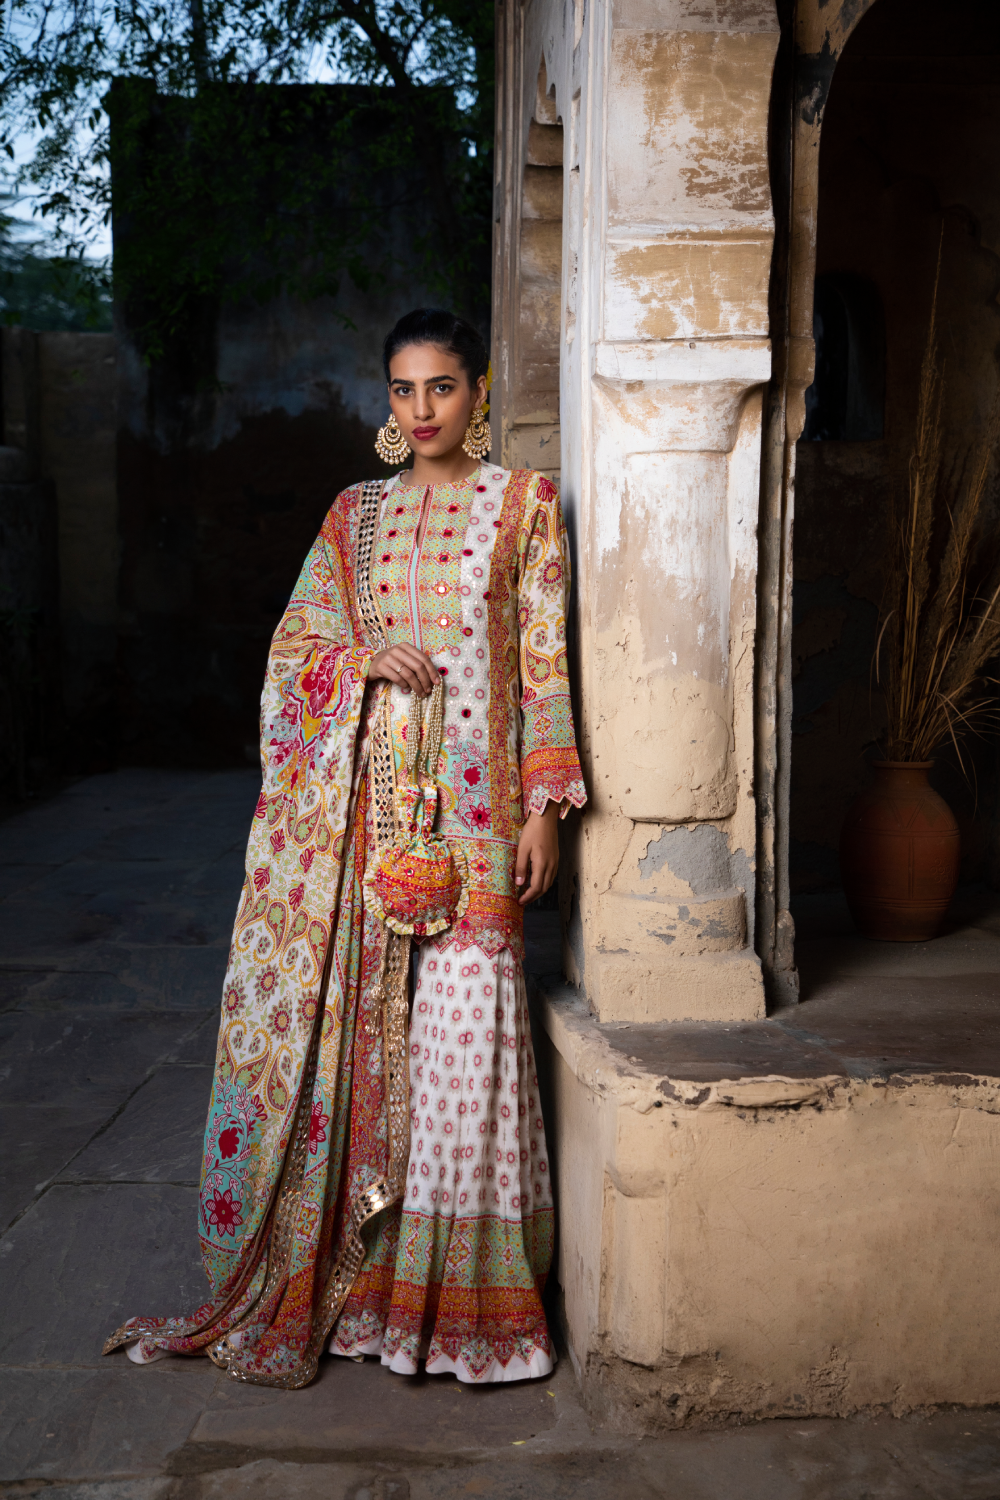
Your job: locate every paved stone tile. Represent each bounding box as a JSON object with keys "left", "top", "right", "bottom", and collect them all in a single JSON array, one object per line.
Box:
[
  {"left": 2, "top": 970, "right": 149, "bottom": 1013},
  {"left": 0, "top": 769, "right": 255, "bottom": 874},
  {"left": 187, "top": 851, "right": 249, "bottom": 894},
  {"left": 0, "top": 791, "right": 169, "bottom": 863},
  {"left": 121, "top": 949, "right": 230, "bottom": 1010},
  {"left": 0, "top": 1011, "right": 206, "bottom": 1108},
  {"left": 96, "top": 897, "right": 235, "bottom": 951},
  {"left": 61, "top": 1067, "right": 210, "bottom": 1186},
  {"left": 0, "top": 820, "right": 131, "bottom": 866},
  {"left": 0, "top": 953, "right": 226, "bottom": 1013},
  {"left": 0, "top": 899, "right": 124, "bottom": 961},
  {"left": 0, "top": 967, "right": 48, "bottom": 1010},
  {"left": 411, "top": 1457, "right": 722, "bottom": 1500},
  {"left": 0, "top": 1102, "right": 113, "bottom": 1231},
  {"left": 0, "top": 1365, "right": 219, "bottom": 1483},
  {"left": 34, "top": 858, "right": 226, "bottom": 908},
  {"left": 0, "top": 1184, "right": 206, "bottom": 1367},
  {"left": 188, "top": 1354, "right": 559, "bottom": 1456},
  {"left": 0, "top": 863, "right": 57, "bottom": 900},
  {"left": 163, "top": 1412, "right": 1000, "bottom": 1500},
  {"left": 179, "top": 1462, "right": 420, "bottom": 1500},
  {"left": 10, "top": 1482, "right": 172, "bottom": 1500},
  {"left": 631, "top": 1410, "right": 1000, "bottom": 1500},
  {"left": 0, "top": 902, "right": 230, "bottom": 970},
  {"left": 170, "top": 1017, "right": 220, "bottom": 1068},
  {"left": 83, "top": 821, "right": 247, "bottom": 868},
  {"left": 163, "top": 771, "right": 260, "bottom": 813},
  {"left": 885, "top": 1406, "right": 1000, "bottom": 1497}
]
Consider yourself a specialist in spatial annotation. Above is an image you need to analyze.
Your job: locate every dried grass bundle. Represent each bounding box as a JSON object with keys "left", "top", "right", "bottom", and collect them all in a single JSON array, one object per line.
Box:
[{"left": 876, "top": 245, "right": 1000, "bottom": 764}]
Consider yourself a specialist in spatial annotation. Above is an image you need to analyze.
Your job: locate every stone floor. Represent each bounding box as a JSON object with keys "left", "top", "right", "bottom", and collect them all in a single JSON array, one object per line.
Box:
[{"left": 2, "top": 769, "right": 1000, "bottom": 1499}]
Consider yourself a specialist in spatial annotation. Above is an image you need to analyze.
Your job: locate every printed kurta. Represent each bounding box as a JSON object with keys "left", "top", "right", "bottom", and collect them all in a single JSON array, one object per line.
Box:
[{"left": 103, "top": 464, "right": 585, "bottom": 1388}]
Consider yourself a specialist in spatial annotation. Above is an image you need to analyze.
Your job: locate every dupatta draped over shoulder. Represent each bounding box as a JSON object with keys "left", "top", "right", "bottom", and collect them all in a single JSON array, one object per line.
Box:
[{"left": 103, "top": 466, "right": 585, "bottom": 1388}]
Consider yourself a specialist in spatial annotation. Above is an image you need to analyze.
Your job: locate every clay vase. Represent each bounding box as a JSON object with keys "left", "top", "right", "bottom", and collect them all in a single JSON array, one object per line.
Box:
[{"left": 839, "top": 761, "right": 960, "bottom": 942}]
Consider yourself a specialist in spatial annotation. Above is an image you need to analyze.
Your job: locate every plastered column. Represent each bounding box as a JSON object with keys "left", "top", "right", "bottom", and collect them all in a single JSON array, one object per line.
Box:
[
  {"left": 560, "top": 0, "right": 779, "bottom": 1021},
  {"left": 494, "top": 0, "right": 781, "bottom": 1020}
]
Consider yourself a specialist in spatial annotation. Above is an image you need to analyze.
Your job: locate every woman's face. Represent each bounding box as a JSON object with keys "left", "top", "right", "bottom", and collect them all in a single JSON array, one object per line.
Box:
[{"left": 387, "top": 344, "right": 488, "bottom": 460}]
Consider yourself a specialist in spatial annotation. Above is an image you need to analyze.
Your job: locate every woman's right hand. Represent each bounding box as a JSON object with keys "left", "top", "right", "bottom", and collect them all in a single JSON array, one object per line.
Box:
[{"left": 369, "top": 643, "right": 440, "bottom": 696}]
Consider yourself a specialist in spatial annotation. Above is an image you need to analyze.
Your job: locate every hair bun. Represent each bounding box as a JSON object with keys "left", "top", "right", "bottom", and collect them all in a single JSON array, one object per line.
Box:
[{"left": 382, "top": 309, "right": 489, "bottom": 385}]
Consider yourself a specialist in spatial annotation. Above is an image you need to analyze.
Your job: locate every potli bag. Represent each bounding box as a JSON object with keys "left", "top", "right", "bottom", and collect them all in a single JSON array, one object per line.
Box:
[{"left": 364, "top": 678, "right": 469, "bottom": 939}]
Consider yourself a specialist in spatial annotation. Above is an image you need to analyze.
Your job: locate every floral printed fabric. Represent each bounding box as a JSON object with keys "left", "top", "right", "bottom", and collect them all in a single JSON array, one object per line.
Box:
[
  {"left": 328, "top": 942, "right": 554, "bottom": 1382},
  {"left": 104, "top": 466, "right": 585, "bottom": 1389},
  {"left": 375, "top": 465, "right": 586, "bottom": 961}
]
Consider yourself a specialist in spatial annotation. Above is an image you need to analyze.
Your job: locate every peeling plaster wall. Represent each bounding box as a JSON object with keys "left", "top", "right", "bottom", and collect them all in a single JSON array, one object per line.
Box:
[
  {"left": 496, "top": 0, "right": 1000, "bottom": 1434},
  {"left": 495, "top": 0, "right": 779, "bottom": 1023},
  {"left": 540, "top": 990, "right": 1000, "bottom": 1432},
  {"left": 497, "top": 0, "right": 1000, "bottom": 1433}
]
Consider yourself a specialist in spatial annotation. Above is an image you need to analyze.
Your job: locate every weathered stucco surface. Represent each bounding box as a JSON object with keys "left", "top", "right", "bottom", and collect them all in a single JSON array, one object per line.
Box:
[
  {"left": 538, "top": 981, "right": 1000, "bottom": 1431},
  {"left": 494, "top": 0, "right": 998, "bottom": 1434},
  {"left": 493, "top": 0, "right": 777, "bottom": 1024}
]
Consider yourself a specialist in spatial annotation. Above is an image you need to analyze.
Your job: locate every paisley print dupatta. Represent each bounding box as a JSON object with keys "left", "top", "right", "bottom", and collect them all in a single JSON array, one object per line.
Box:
[{"left": 103, "top": 479, "right": 410, "bottom": 1388}]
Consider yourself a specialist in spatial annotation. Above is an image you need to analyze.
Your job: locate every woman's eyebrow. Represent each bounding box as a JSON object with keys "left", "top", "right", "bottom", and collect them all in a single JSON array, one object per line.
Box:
[{"left": 390, "top": 374, "right": 456, "bottom": 385}]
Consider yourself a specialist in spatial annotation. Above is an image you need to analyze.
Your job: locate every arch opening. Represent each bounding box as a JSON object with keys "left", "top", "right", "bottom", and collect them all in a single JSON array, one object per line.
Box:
[{"left": 789, "top": 0, "right": 1000, "bottom": 935}]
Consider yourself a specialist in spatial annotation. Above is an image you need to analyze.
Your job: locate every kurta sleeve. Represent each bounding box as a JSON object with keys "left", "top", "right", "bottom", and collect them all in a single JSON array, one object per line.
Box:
[{"left": 516, "top": 475, "right": 587, "bottom": 819}]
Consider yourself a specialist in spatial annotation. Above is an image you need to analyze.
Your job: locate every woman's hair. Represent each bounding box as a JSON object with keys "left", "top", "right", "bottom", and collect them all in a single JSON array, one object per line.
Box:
[{"left": 382, "top": 308, "right": 489, "bottom": 386}]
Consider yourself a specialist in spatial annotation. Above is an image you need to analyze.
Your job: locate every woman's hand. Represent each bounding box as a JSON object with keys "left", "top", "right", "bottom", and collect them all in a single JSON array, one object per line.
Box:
[
  {"left": 369, "top": 643, "right": 440, "bottom": 696},
  {"left": 514, "top": 802, "right": 560, "bottom": 906}
]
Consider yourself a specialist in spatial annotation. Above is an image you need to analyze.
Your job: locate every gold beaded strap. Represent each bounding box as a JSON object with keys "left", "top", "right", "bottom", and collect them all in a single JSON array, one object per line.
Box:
[
  {"left": 404, "top": 677, "right": 445, "bottom": 782},
  {"left": 355, "top": 478, "right": 397, "bottom": 853}
]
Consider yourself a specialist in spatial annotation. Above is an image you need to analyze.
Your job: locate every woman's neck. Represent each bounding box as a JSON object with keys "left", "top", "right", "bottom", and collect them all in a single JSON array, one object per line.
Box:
[{"left": 397, "top": 446, "right": 480, "bottom": 488}]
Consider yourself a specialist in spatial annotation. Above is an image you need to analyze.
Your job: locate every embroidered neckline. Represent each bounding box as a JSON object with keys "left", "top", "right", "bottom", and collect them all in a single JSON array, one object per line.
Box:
[{"left": 388, "top": 464, "right": 484, "bottom": 497}]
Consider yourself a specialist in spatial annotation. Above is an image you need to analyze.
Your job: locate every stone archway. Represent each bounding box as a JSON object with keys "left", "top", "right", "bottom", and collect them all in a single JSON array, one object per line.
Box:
[{"left": 758, "top": 0, "right": 1000, "bottom": 1000}]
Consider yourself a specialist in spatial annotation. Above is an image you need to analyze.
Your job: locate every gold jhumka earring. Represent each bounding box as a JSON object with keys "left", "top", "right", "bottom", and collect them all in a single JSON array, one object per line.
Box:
[
  {"left": 375, "top": 414, "right": 411, "bottom": 464},
  {"left": 462, "top": 407, "right": 491, "bottom": 460}
]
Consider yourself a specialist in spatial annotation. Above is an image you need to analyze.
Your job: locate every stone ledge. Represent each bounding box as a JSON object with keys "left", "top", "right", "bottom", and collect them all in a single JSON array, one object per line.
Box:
[
  {"left": 534, "top": 965, "right": 1000, "bottom": 1091},
  {"left": 532, "top": 968, "right": 1000, "bottom": 1430},
  {"left": 534, "top": 978, "right": 1000, "bottom": 1119}
]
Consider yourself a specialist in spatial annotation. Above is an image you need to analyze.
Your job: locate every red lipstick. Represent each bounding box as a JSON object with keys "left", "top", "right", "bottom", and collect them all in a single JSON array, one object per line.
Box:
[{"left": 412, "top": 426, "right": 441, "bottom": 440}]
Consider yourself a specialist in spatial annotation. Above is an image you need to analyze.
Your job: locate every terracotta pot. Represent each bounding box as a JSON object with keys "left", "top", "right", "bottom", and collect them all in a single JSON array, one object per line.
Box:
[{"left": 839, "top": 761, "right": 960, "bottom": 941}]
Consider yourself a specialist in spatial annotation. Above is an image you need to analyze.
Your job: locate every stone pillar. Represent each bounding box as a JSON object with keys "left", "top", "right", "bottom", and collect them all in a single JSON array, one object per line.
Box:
[{"left": 495, "top": 0, "right": 780, "bottom": 1021}]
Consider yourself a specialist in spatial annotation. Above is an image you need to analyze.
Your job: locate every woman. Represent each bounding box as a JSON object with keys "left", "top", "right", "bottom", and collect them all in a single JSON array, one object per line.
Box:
[{"left": 104, "top": 308, "right": 586, "bottom": 1388}]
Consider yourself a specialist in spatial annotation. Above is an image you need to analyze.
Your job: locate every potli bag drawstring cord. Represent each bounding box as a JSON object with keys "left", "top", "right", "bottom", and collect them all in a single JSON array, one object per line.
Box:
[
  {"left": 370, "top": 677, "right": 445, "bottom": 1011},
  {"left": 404, "top": 676, "right": 444, "bottom": 784}
]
